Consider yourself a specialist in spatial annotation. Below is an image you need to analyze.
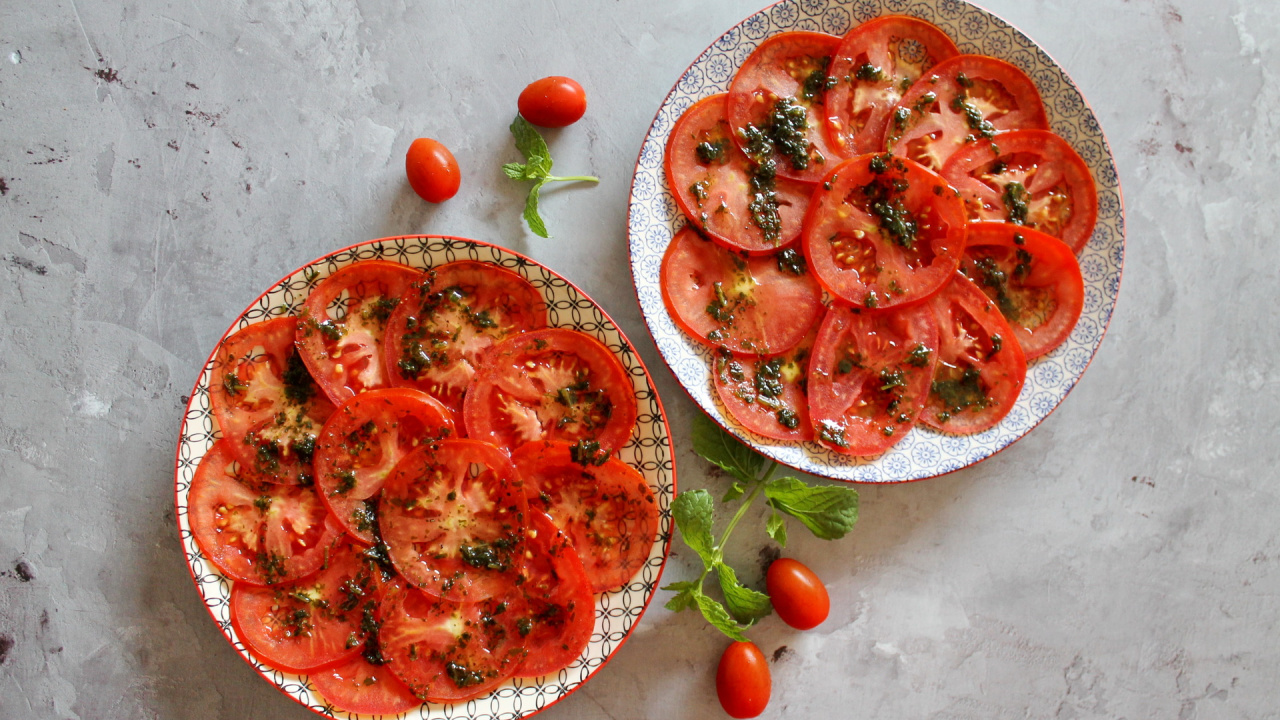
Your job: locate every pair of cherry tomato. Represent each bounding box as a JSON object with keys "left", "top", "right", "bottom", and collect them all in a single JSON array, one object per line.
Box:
[{"left": 404, "top": 76, "right": 587, "bottom": 204}]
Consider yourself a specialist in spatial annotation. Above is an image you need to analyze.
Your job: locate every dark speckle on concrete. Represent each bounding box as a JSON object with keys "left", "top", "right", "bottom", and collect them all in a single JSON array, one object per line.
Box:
[
  {"left": 1175, "top": 142, "right": 1194, "bottom": 153},
  {"left": 185, "top": 81, "right": 199, "bottom": 89},
  {"left": 14, "top": 560, "right": 34, "bottom": 582},
  {"left": 167, "top": 140, "right": 180, "bottom": 151},
  {"left": 89, "top": 66, "right": 122, "bottom": 84},
  {"left": 771, "top": 645, "right": 792, "bottom": 663},
  {"left": 9, "top": 255, "right": 48, "bottom": 275},
  {"left": 0, "top": 178, "right": 8, "bottom": 195},
  {"left": 0, "top": 636, "right": 12, "bottom": 665}
]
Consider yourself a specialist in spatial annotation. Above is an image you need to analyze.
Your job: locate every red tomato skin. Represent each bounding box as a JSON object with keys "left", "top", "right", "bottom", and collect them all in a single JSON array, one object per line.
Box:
[
  {"left": 308, "top": 654, "right": 422, "bottom": 716},
  {"left": 518, "top": 76, "right": 587, "bottom": 128},
  {"left": 405, "top": 138, "right": 461, "bottom": 203},
  {"left": 766, "top": 558, "right": 830, "bottom": 630},
  {"left": 717, "top": 641, "right": 771, "bottom": 719}
]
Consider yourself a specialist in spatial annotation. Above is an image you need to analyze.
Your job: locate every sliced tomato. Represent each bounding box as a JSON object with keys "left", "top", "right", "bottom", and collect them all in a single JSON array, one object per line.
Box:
[
  {"left": 666, "top": 93, "right": 814, "bottom": 254},
  {"left": 712, "top": 327, "right": 815, "bottom": 442},
  {"left": 726, "top": 31, "right": 844, "bottom": 183},
  {"left": 661, "top": 225, "right": 824, "bottom": 355},
  {"left": 208, "top": 316, "right": 335, "bottom": 485},
  {"left": 921, "top": 273, "right": 1027, "bottom": 433},
  {"left": 807, "top": 303, "right": 939, "bottom": 455},
  {"left": 513, "top": 511, "right": 595, "bottom": 679},
  {"left": 885, "top": 54, "right": 1048, "bottom": 172},
  {"left": 462, "top": 329, "right": 638, "bottom": 456},
  {"left": 379, "top": 580, "right": 528, "bottom": 704},
  {"left": 188, "top": 440, "right": 345, "bottom": 586},
  {"left": 314, "top": 388, "right": 456, "bottom": 545},
  {"left": 802, "top": 154, "right": 967, "bottom": 308},
  {"left": 959, "top": 222, "right": 1083, "bottom": 360},
  {"left": 513, "top": 441, "right": 659, "bottom": 593},
  {"left": 384, "top": 261, "right": 548, "bottom": 413},
  {"left": 380, "top": 439, "right": 528, "bottom": 602},
  {"left": 308, "top": 654, "right": 421, "bottom": 716},
  {"left": 940, "top": 129, "right": 1098, "bottom": 253},
  {"left": 825, "top": 16, "right": 960, "bottom": 156},
  {"left": 296, "top": 260, "right": 424, "bottom": 404},
  {"left": 230, "top": 542, "right": 383, "bottom": 672}
]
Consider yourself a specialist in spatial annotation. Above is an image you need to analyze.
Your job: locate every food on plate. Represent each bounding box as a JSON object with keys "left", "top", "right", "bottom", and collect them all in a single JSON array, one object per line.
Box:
[
  {"left": 518, "top": 75, "right": 588, "bottom": 128},
  {"left": 716, "top": 640, "right": 771, "bottom": 718},
  {"left": 512, "top": 511, "right": 595, "bottom": 678},
  {"left": 405, "top": 137, "right": 461, "bottom": 203},
  {"left": 307, "top": 654, "right": 422, "bottom": 716},
  {"left": 764, "top": 557, "right": 829, "bottom": 631},
  {"left": 658, "top": 15, "right": 1094, "bottom": 457},
  {"left": 959, "top": 222, "right": 1084, "bottom": 360}
]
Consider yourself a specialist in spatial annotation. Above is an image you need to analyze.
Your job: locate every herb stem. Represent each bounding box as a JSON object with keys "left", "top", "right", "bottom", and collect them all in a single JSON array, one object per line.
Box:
[
  {"left": 716, "top": 461, "right": 777, "bottom": 553},
  {"left": 545, "top": 175, "right": 600, "bottom": 184}
]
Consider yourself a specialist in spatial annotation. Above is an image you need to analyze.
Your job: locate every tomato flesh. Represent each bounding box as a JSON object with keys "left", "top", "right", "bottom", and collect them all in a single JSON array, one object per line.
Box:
[
  {"left": 959, "top": 222, "right": 1084, "bottom": 360},
  {"left": 802, "top": 154, "right": 967, "bottom": 308},
  {"left": 765, "top": 557, "right": 829, "bottom": 630},
  {"left": 717, "top": 641, "right": 771, "bottom": 719},
  {"left": 921, "top": 273, "right": 1027, "bottom": 433},
  {"left": 383, "top": 260, "right": 547, "bottom": 414},
  {"left": 712, "top": 327, "right": 815, "bottom": 442},
  {"left": 512, "top": 511, "right": 595, "bottom": 678},
  {"left": 314, "top": 388, "right": 456, "bottom": 545},
  {"left": 808, "top": 302, "right": 939, "bottom": 455},
  {"left": 309, "top": 653, "right": 422, "bottom": 716},
  {"left": 513, "top": 441, "right": 659, "bottom": 593}
]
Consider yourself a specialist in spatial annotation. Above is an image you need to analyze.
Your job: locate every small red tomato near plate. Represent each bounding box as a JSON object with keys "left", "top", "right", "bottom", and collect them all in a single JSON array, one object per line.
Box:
[
  {"left": 405, "top": 137, "right": 461, "bottom": 203},
  {"left": 766, "top": 558, "right": 830, "bottom": 631},
  {"left": 717, "top": 641, "right": 771, "bottom": 718},
  {"left": 518, "top": 76, "right": 587, "bottom": 127}
]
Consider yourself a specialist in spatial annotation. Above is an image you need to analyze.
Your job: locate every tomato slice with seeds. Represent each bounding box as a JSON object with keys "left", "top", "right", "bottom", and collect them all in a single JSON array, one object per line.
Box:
[
  {"left": 384, "top": 261, "right": 548, "bottom": 414},
  {"left": 513, "top": 511, "right": 595, "bottom": 678},
  {"left": 314, "top": 388, "right": 456, "bottom": 545},
  {"left": 825, "top": 16, "right": 960, "bottom": 156},
  {"left": 921, "top": 272, "right": 1027, "bottom": 433},
  {"left": 802, "top": 154, "right": 967, "bottom": 308},
  {"left": 209, "top": 317, "right": 334, "bottom": 485},
  {"left": 885, "top": 54, "right": 1048, "bottom": 172},
  {"left": 309, "top": 653, "right": 421, "bottom": 716},
  {"left": 726, "top": 31, "right": 844, "bottom": 183},
  {"left": 941, "top": 129, "right": 1098, "bottom": 254},
  {"left": 712, "top": 327, "right": 816, "bottom": 442},
  {"left": 380, "top": 580, "right": 528, "bottom": 704},
  {"left": 661, "top": 225, "right": 824, "bottom": 356},
  {"left": 462, "top": 329, "right": 638, "bottom": 456},
  {"left": 230, "top": 542, "right": 383, "bottom": 672},
  {"left": 959, "top": 222, "right": 1084, "bottom": 360},
  {"left": 188, "top": 440, "right": 345, "bottom": 586},
  {"left": 666, "top": 93, "right": 814, "bottom": 254},
  {"left": 808, "top": 303, "right": 939, "bottom": 455},
  {"left": 380, "top": 439, "right": 528, "bottom": 602},
  {"left": 296, "top": 260, "right": 424, "bottom": 405},
  {"left": 513, "top": 441, "right": 659, "bottom": 593}
]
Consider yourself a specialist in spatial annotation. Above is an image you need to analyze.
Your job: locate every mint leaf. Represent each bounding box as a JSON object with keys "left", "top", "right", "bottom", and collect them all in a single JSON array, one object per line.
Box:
[
  {"left": 661, "top": 581, "right": 699, "bottom": 612},
  {"left": 691, "top": 413, "right": 764, "bottom": 485},
  {"left": 765, "top": 477, "right": 859, "bottom": 540},
  {"left": 716, "top": 562, "right": 772, "bottom": 624},
  {"left": 510, "top": 115, "right": 550, "bottom": 166},
  {"left": 502, "top": 162, "right": 529, "bottom": 180},
  {"left": 504, "top": 114, "right": 597, "bottom": 238},
  {"left": 766, "top": 510, "right": 787, "bottom": 547},
  {"left": 694, "top": 590, "right": 749, "bottom": 642},
  {"left": 722, "top": 481, "right": 745, "bottom": 503},
  {"left": 522, "top": 180, "right": 549, "bottom": 238},
  {"left": 671, "top": 490, "right": 716, "bottom": 567}
]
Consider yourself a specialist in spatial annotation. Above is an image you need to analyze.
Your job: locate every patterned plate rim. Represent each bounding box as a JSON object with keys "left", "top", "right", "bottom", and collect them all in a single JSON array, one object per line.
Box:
[{"left": 173, "top": 234, "right": 677, "bottom": 719}]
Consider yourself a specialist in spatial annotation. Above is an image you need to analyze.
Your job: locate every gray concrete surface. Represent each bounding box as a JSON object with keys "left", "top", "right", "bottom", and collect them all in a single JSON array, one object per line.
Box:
[{"left": 2, "top": 0, "right": 1279, "bottom": 718}]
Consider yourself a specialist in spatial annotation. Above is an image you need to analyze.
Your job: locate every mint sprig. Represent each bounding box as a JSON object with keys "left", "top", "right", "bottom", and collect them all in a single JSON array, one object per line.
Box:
[
  {"left": 502, "top": 115, "right": 599, "bottom": 238},
  {"left": 662, "top": 414, "right": 860, "bottom": 640}
]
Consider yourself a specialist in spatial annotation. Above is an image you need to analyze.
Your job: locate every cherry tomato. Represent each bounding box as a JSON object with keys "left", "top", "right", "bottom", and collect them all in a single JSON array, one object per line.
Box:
[
  {"left": 405, "top": 137, "right": 460, "bottom": 203},
  {"left": 765, "top": 558, "right": 830, "bottom": 630},
  {"left": 716, "top": 641, "right": 771, "bottom": 719},
  {"left": 518, "top": 76, "right": 587, "bottom": 128}
]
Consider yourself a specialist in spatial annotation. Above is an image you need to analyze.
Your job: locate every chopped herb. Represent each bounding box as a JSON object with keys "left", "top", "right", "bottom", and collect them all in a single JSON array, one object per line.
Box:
[
  {"left": 906, "top": 344, "right": 931, "bottom": 368},
  {"left": 330, "top": 469, "right": 357, "bottom": 496},
  {"left": 800, "top": 59, "right": 836, "bottom": 102},
  {"left": 855, "top": 62, "right": 886, "bottom": 82},
  {"left": 931, "top": 367, "right": 988, "bottom": 415},
  {"left": 569, "top": 439, "right": 609, "bottom": 466},
  {"left": 775, "top": 407, "right": 800, "bottom": 430},
  {"left": 1003, "top": 181, "right": 1030, "bottom": 225},
  {"left": 818, "top": 421, "right": 849, "bottom": 448},
  {"left": 696, "top": 139, "right": 731, "bottom": 164},
  {"left": 776, "top": 248, "right": 806, "bottom": 275},
  {"left": 991, "top": 334, "right": 1003, "bottom": 354},
  {"left": 223, "top": 372, "right": 248, "bottom": 397}
]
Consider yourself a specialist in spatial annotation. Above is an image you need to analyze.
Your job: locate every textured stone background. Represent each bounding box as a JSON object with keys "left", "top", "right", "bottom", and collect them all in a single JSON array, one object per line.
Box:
[{"left": 2, "top": 0, "right": 1278, "bottom": 718}]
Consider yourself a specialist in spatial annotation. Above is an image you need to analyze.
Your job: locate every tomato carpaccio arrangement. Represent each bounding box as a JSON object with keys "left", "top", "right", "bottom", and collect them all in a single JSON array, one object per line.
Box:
[
  {"left": 190, "top": 256, "right": 660, "bottom": 715},
  {"left": 660, "top": 15, "right": 1092, "bottom": 457}
]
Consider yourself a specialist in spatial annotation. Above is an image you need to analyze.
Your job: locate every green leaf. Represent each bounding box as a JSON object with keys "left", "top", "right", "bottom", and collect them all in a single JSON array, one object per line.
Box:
[
  {"left": 721, "top": 481, "right": 745, "bottom": 503},
  {"left": 764, "top": 477, "right": 859, "bottom": 540},
  {"left": 522, "top": 181, "right": 549, "bottom": 238},
  {"left": 509, "top": 114, "right": 551, "bottom": 168},
  {"left": 716, "top": 562, "right": 772, "bottom": 624},
  {"left": 766, "top": 510, "right": 787, "bottom": 547},
  {"left": 661, "top": 581, "right": 699, "bottom": 613},
  {"left": 670, "top": 490, "right": 716, "bottom": 567},
  {"left": 501, "top": 162, "right": 528, "bottom": 180},
  {"left": 691, "top": 413, "right": 764, "bottom": 485},
  {"left": 694, "top": 591, "right": 749, "bottom": 642}
]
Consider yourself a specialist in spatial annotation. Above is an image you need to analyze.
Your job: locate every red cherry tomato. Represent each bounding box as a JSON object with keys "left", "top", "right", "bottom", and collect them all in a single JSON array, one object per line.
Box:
[
  {"left": 405, "top": 137, "right": 460, "bottom": 203},
  {"left": 518, "top": 76, "right": 587, "bottom": 128},
  {"left": 716, "top": 641, "right": 771, "bottom": 719},
  {"left": 766, "top": 558, "right": 830, "bottom": 630}
]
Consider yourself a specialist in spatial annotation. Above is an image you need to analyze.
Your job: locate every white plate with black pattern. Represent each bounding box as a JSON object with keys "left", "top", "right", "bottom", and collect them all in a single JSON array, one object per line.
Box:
[
  {"left": 628, "top": 0, "right": 1124, "bottom": 482},
  {"left": 174, "top": 236, "right": 675, "bottom": 719}
]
